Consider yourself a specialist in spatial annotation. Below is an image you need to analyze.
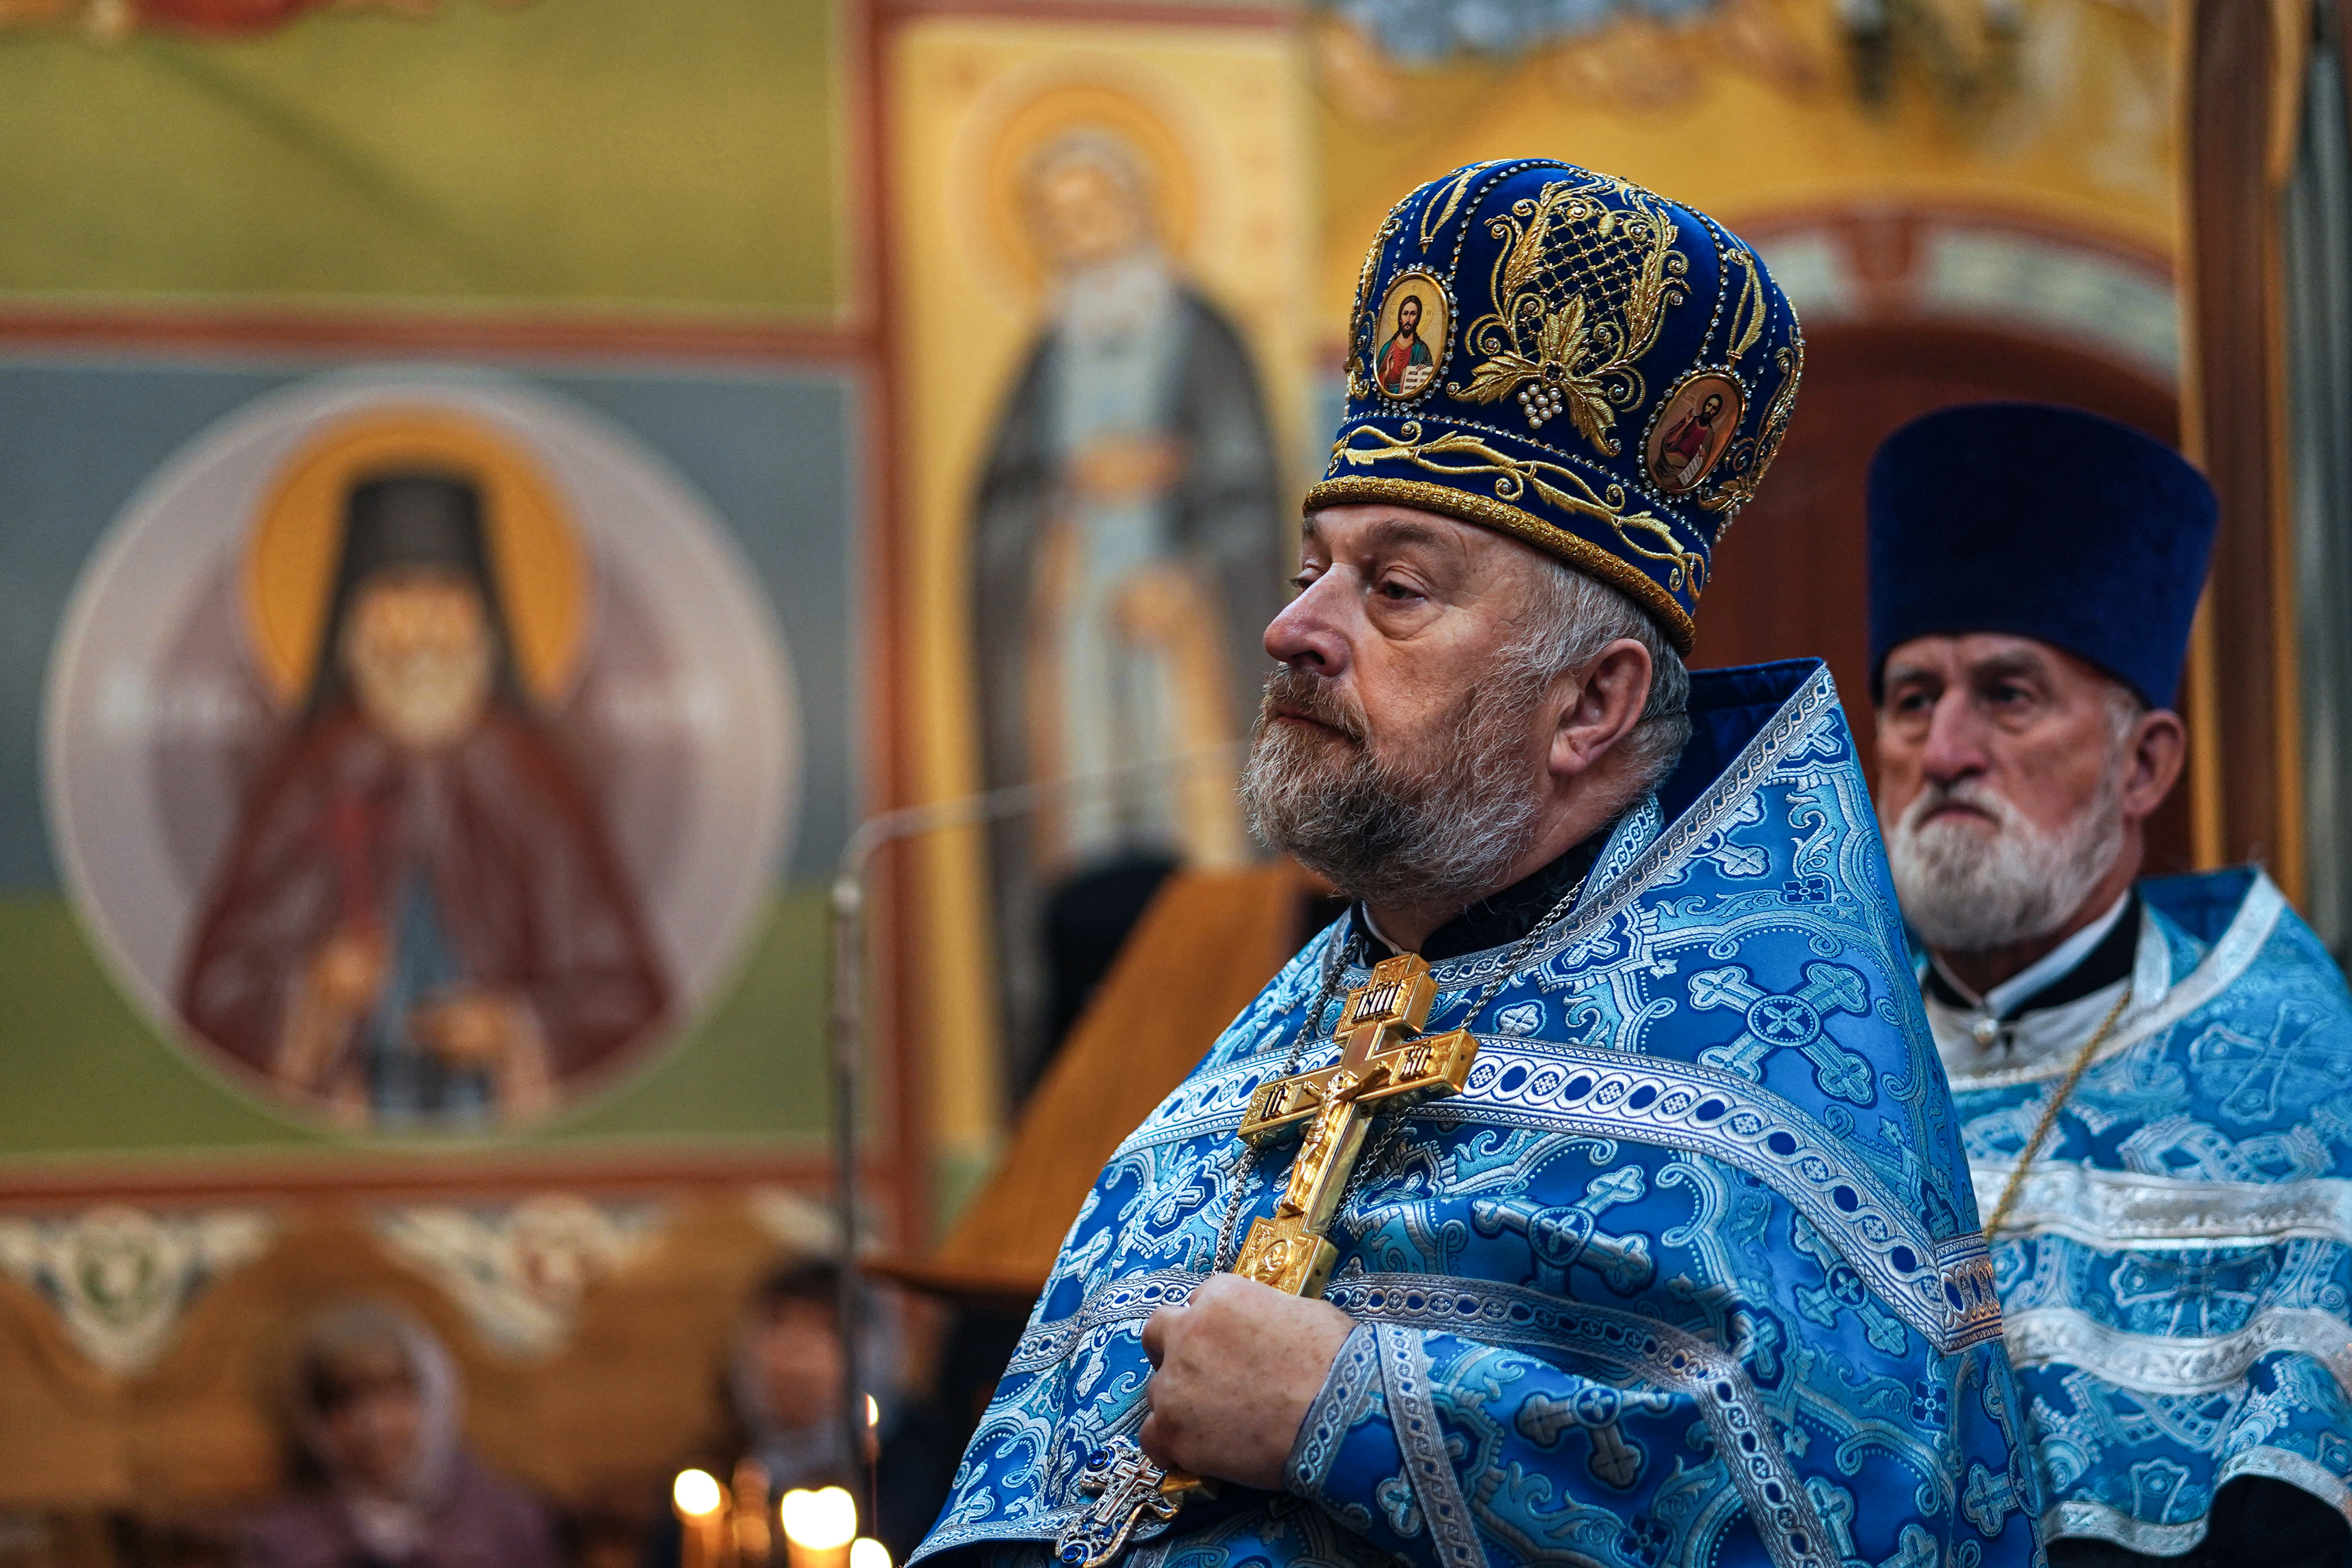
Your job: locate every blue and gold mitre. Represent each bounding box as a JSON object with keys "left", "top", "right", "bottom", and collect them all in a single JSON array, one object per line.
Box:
[{"left": 1302, "top": 161, "right": 1804, "bottom": 652}]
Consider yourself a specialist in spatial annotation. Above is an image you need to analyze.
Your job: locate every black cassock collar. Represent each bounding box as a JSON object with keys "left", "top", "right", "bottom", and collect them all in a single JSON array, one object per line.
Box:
[
  {"left": 1922, "top": 892, "right": 2143, "bottom": 1021},
  {"left": 1350, "top": 818, "right": 1616, "bottom": 965}
]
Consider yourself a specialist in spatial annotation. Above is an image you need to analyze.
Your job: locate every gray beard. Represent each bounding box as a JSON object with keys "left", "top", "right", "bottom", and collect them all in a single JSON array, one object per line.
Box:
[
  {"left": 1054, "top": 249, "right": 1177, "bottom": 349},
  {"left": 1885, "top": 771, "right": 2126, "bottom": 954},
  {"left": 1238, "top": 665, "right": 1551, "bottom": 909}
]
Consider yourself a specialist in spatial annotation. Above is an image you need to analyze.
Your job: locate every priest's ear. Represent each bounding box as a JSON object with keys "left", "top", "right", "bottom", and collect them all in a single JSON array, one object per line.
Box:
[
  {"left": 1548, "top": 638, "right": 1653, "bottom": 785},
  {"left": 2117, "top": 699, "right": 2188, "bottom": 825}
]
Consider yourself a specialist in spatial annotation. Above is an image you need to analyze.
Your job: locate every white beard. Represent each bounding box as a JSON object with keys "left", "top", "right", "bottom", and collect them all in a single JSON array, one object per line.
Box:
[
  {"left": 1054, "top": 249, "right": 1177, "bottom": 350},
  {"left": 1885, "top": 771, "right": 2126, "bottom": 954}
]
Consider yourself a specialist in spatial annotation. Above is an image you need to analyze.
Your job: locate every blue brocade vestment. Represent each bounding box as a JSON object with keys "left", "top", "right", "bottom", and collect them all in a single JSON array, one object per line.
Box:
[
  {"left": 1942, "top": 868, "right": 2352, "bottom": 1553},
  {"left": 914, "top": 661, "right": 2043, "bottom": 1568}
]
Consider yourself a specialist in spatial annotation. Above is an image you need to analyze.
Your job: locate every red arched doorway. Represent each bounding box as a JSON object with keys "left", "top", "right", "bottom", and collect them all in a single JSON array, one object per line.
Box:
[{"left": 1694, "top": 318, "right": 2193, "bottom": 872}]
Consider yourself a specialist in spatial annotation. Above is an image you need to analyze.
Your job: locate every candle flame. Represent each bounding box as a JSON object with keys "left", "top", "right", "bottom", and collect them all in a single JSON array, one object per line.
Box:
[
  {"left": 780, "top": 1486, "right": 858, "bottom": 1550},
  {"left": 851, "top": 1537, "right": 892, "bottom": 1568},
  {"left": 673, "top": 1469, "right": 724, "bottom": 1519},
  {"left": 866, "top": 1394, "right": 880, "bottom": 1427}
]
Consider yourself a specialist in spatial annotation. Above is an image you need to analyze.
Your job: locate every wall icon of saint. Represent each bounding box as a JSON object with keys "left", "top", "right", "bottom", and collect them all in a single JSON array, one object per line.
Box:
[
  {"left": 178, "top": 473, "right": 667, "bottom": 1129},
  {"left": 968, "top": 124, "right": 1284, "bottom": 1095},
  {"left": 45, "top": 373, "right": 797, "bottom": 1134}
]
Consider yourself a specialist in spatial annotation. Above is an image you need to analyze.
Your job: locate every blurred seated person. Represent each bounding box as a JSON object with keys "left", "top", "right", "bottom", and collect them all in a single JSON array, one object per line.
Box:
[
  {"left": 647, "top": 1261, "right": 960, "bottom": 1567},
  {"left": 243, "top": 1300, "right": 559, "bottom": 1568}
]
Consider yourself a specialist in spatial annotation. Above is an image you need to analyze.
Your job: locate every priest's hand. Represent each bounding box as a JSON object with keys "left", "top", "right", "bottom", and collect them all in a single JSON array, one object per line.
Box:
[{"left": 1139, "top": 1274, "right": 1355, "bottom": 1490}]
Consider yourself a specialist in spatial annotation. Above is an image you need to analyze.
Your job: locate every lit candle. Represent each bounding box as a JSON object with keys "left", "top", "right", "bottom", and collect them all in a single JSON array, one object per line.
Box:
[
  {"left": 780, "top": 1485, "right": 858, "bottom": 1568},
  {"left": 673, "top": 1469, "right": 730, "bottom": 1568}
]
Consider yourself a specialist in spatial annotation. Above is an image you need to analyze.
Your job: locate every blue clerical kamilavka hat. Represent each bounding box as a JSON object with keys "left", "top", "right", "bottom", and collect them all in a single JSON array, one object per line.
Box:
[
  {"left": 1303, "top": 161, "right": 1804, "bottom": 653},
  {"left": 1866, "top": 403, "right": 2219, "bottom": 711}
]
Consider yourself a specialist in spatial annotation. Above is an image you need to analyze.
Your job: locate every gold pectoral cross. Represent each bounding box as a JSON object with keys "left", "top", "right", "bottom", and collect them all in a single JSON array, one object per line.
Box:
[
  {"left": 1231, "top": 952, "right": 1480, "bottom": 1296},
  {"left": 1060, "top": 954, "right": 1480, "bottom": 1568}
]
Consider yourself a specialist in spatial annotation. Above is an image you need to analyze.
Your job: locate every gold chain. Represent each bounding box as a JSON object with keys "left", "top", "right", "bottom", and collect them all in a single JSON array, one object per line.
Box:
[{"left": 1982, "top": 985, "right": 2134, "bottom": 1241}]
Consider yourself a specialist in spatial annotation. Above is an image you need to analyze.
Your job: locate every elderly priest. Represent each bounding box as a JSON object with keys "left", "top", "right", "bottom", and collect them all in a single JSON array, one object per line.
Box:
[
  {"left": 1868, "top": 402, "right": 2352, "bottom": 1564},
  {"left": 915, "top": 162, "right": 2039, "bottom": 1568}
]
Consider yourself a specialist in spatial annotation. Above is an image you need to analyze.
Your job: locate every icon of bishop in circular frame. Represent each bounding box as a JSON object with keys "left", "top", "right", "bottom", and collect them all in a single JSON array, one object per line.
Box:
[{"left": 46, "top": 375, "right": 799, "bottom": 1137}]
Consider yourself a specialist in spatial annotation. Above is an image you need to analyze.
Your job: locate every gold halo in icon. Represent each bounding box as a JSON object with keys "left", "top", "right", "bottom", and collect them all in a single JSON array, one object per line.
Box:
[
  {"left": 243, "top": 407, "right": 589, "bottom": 709},
  {"left": 980, "top": 80, "right": 1198, "bottom": 296}
]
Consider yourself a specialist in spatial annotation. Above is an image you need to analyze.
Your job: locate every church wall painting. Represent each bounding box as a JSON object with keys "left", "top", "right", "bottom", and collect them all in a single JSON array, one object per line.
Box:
[
  {"left": 46, "top": 370, "right": 796, "bottom": 1134},
  {"left": 886, "top": 20, "right": 1314, "bottom": 1202},
  {"left": 0, "top": 0, "right": 847, "bottom": 317},
  {"left": 0, "top": 357, "right": 859, "bottom": 1158}
]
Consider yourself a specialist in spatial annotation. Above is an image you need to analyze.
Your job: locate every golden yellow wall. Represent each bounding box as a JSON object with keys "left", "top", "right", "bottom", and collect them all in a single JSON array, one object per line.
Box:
[{"left": 886, "top": 16, "right": 1316, "bottom": 1217}]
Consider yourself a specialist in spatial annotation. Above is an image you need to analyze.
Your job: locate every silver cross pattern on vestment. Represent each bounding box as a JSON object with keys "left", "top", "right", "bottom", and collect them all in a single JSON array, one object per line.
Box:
[
  {"left": 1689, "top": 961, "right": 1874, "bottom": 1102},
  {"left": 1054, "top": 952, "right": 1480, "bottom": 1568},
  {"left": 1470, "top": 1164, "right": 1655, "bottom": 1294}
]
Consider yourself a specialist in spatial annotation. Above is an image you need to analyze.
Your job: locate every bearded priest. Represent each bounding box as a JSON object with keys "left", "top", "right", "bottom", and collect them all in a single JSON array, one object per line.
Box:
[
  {"left": 914, "top": 162, "right": 2040, "bottom": 1568},
  {"left": 1869, "top": 402, "right": 2352, "bottom": 1564}
]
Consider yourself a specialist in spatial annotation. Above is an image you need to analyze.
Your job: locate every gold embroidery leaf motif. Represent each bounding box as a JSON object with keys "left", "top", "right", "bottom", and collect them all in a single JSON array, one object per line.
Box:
[
  {"left": 1724, "top": 248, "right": 1766, "bottom": 367},
  {"left": 1345, "top": 210, "right": 1408, "bottom": 402},
  {"left": 1418, "top": 161, "right": 1506, "bottom": 251},
  {"left": 1452, "top": 175, "right": 1687, "bottom": 455},
  {"left": 1329, "top": 421, "right": 1706, "bottom": 595}
]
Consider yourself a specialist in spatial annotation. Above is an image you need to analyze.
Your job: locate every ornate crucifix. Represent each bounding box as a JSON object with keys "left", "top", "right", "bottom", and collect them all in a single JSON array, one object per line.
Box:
[
  {"left": 1060, "top": 953, "right": 1481, "bottom": 1567},
  {"left": 1230, "top": 952, "right": 1481, "bottom": 1295}
]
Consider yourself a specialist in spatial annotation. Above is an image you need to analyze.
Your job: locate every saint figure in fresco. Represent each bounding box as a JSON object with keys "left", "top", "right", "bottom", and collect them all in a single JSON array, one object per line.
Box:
[
  {"left": 1375, "top": 293, "right": 1434, "bottom": 396},
  {"left": 970, "top": 128, "right": 1283, "bottom": 1098},
  {"left": 178, "top": 472, "right": 668, "bottom": 1129},
  {"left": 1658, "top": 390, "right": 1726, "bottom": 491}
]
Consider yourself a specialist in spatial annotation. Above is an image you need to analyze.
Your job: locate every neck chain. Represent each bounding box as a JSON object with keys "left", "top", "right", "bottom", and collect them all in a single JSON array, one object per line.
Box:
[
  {"left": 1981, "top": 983, "right": 2133, "bottom": 1240},
  {"left": 1210, "top": 874, "right": 1589, "bottom": 1272}
]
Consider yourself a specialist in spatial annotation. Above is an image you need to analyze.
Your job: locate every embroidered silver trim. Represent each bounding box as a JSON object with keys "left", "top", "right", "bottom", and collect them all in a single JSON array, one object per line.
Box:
[
  {"left": 1973, "top": 1161, "right": 2352, "bottom": 1249},
  {"left": 1429, "top": 666, "right": 1843, "bottom": 992},
  {"left": 2004, "top": 1305, "right": 2352, "bottom": 1398},
  {"left": 1421, "top": 1043, "right": 1997, "bottom": 1353},
  {"left": 1952, "top": 874, "right": 2287, "bottom": 1090},
  {"left": 1319, "top": 1279, "right": 1829, "bottom": 1568},
  {"left": 1104, "top": 1039, "right": 1997, "bottom": 1356},
  {"left": 1373, "top": 1323, "right": 1484, "bottom": 1568},
  {"left": 1569, "top": 791, "right": 1663, "bottom": 920},
  {"left": 1004, "top": 1268, "right": 1202, "bottom": 1375},
  {"left": 2043, "top": 1445, "right": 2352, "bottom": 1547},
  {"left": 2042, "top": 1499, "right": 2209, "bottom": 1553},
  {"left": 917, "top": 1506, "right": 1091, "bottom": 1560},
  {"left": 1289, "top": 1322, "right": 1382, "bottom": 1496}
]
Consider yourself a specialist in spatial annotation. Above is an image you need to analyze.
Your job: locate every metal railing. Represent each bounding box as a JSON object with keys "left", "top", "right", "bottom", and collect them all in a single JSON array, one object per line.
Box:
[{"left": 823, "top": 743, "right": 1250, "bottom": 1492}]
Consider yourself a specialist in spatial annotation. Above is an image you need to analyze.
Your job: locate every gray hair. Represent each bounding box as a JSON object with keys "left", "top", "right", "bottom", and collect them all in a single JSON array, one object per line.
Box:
[
  {"left": 1024, "top": 128, "right": 1150, "bottom": 218},
  {"left": 2100, "top": 677, "right": 2148, "bottom": 745},
  {"left": 1509, "top": 556, "right": 1692, "bottom": 808}
]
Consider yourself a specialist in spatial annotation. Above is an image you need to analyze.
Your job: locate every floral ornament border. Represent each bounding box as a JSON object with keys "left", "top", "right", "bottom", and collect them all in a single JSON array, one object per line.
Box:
[
  {"left": 1450, "top": 173, "right": 1690, "bottom": 453},
  {"left": 0, "top": 1205, "right": 275, "bottom": 1377},
  {"left": 1326, "top": 420, "right": 1705, "bottom": 596}
]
